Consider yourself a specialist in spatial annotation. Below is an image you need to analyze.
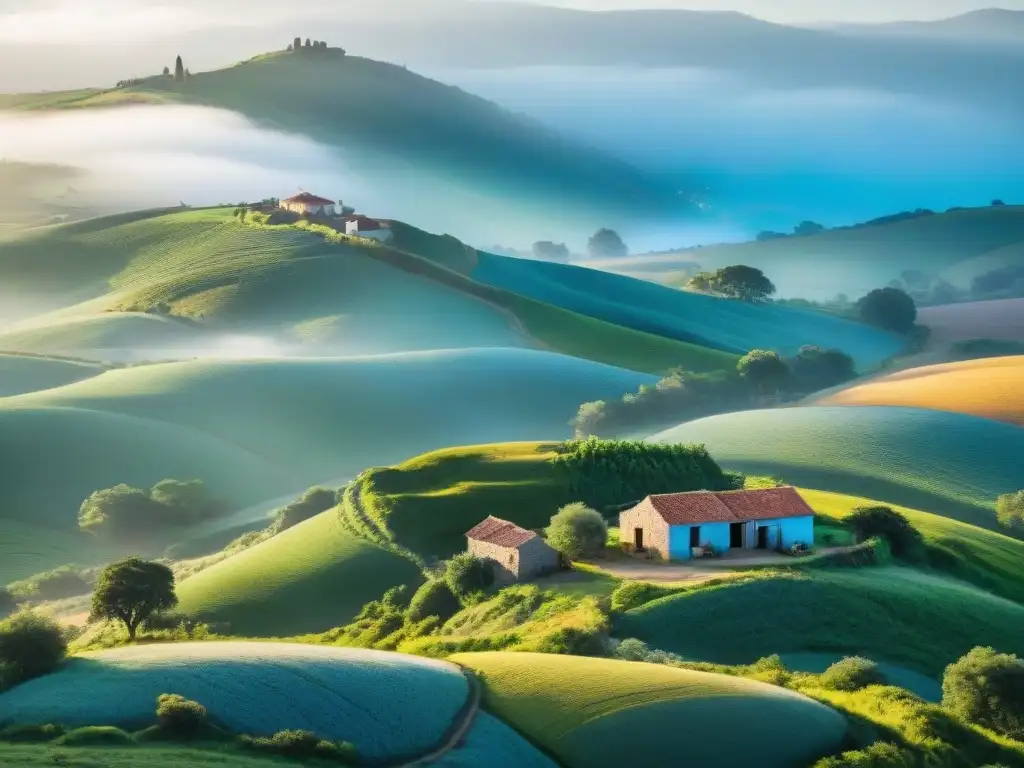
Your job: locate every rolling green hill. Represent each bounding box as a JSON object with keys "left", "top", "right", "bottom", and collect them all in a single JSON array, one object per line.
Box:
[
  {"left": 472, "top": 252, "right": 903, "bottom": 368},
  {"left": 654, "top": 205, "right": 1024, "bottom": 299},
  {"left": 0, "top": 353, "right": 105, "bottom": 396},
  {"left": 651, "top": 406, "right": 1024, "bottom": 528},
  {"left": 454, "top": 652, "right": 847, "bottom": 768},
  {"left": 2, "top": 49, "right": 686, "bottom": 225}
]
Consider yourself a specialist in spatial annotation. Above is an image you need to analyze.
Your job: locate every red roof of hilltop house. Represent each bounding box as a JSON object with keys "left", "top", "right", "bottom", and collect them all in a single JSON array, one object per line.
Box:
[
  {"left": 282, "top": 192, "right": 337, "bottom": 205},
  {"left": 466, "top": 516, "right": 538, "bottom": 549},
  {"left": 639, "top": 486, "right": 813, "bottom": 525}
]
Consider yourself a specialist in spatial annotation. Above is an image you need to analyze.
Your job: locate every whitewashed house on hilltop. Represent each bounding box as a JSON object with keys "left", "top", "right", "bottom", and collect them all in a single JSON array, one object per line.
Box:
[
  {"left": 345, "top": 216, "right": 394, "bottom": 243},
  {"left": 280, "top": 192, "right": 340, "bottom": 217}
]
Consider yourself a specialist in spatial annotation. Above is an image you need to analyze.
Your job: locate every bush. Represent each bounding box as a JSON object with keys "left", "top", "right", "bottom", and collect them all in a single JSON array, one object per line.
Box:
[
  {"left": 747, "top": 655, "right": 792, "bottom": 687},
  {"left": 156, "top": 694, "right": 207, "bottom": 736},
  {"left": 942, "top": 646, "right": 1024, "bottom": 739},
  {"left": 847, "top": 506, "right": 922, "bottom": 559},
  {"left": 406, "top": 580, "right": 461, "bottom": 623},
  {"left": 533, "top": 626, "right": 605, "bottom": 656},
  {"left": 819, "top": 657, "right": 884, "bottom": 691},
  {"left": 55, "top": 726, "right": 134, "bottom": 746},
  {"left": 950, "top": 338, "right": 1024, "bottom": 361},
  {"left": 79, "top": 479, "right": 228, "bottom": 542},
  {"left": 614, "top": 637, "right": 652, "bottom": 662},
  {"left": 0, "top": 724, "right": 65, "bottom": 743},
  {"left": 0, "top": 589, "right": 15, "bottom": 618},
  {"left": 787, "top": 346, "right": 856, "bottom": 393},
  {"left": 856, "top": 288, "right": 917, "bottom": 333},
  {"left": 268, "top": 486, "right": 337, "bottom": 535},
  {"left": 610, "top": 581, "right": 676, "bottom": 612},
  {"left": 546, "top": 502, "right": 608, "bottom": 561},
  {"left": 587, "top": 228, "right": 628, "bottom": 258},
  {"left": 0, "top": 611, "right": 67, "bottom": 690},
  {"left": 240, "top": 729, "right": 356, "bottom": 763},
  {"left": 814, "top": 742, "right": 916, "bottom": 767},
  {"left": 444, "top": 553, "right": 495, "bottom": 601},
  {"left": 737, "top": 349, "right": 790, "bottom": 393},
  {"left": 996, "top": 491, "right": 1024, "bottom": 532}
]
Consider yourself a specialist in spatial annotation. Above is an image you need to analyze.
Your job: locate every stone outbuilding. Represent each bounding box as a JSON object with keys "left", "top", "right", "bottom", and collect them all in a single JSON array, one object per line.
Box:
[{"left": 465, "top": 516, "right": 561, "bottom": 586}]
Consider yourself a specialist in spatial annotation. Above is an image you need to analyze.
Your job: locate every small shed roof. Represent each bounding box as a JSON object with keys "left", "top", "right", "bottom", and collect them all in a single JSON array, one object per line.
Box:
[
  {"left": 466, "top": 516, "right": 537, "bottom": 549},
  {"left": 632, "top": 486, "right": 814, "bottom": 526},
  {"left": 282, "top": 192, "right": 336, "bottom": 205}
]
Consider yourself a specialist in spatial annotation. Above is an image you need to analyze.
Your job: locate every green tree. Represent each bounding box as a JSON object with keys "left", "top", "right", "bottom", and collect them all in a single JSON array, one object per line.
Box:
[
  {"left": 406, "top": 580, "right": 460, "bottom": 624},
  {"left": 305, "top": 38, "right": 312, "bottom": 48},
  {"left": 710, "top": 265, "right": 776, "bottom": 302},
  {"left": 943, "top": 646, "right": 1024, "bottom": 740},
  {"left": 793, "top": 220, "right": 826, "bottom": 237},
  {"left": 78, "top": 484, "right": 163, "bottom": 542},
  {"left": 685, "top": 271, "right": 715, "bottom": 293},
  {"left": 819, "top": 657, "right": 884, "bottom": 691},
  {"left": 162, "top": 66, "right": 170, "bottom": 76},
  {"left": 293, "top": 37, "right": 302, "bottom": 51},
  {"left": 174, "top": 55, "right": 184, "bottom": 82},
  {"left": 532, "top": 241, "right": 570, "bottom": 262},
  {"left": 737, "top": 350, "right": 790, "bottom": 394},
  {"left": 847, "top": 506, "right": 922, "bottom": 558},
  {"left": 996, "top": 491, "right": 1024, "bottom": 532},
  {"left": 856, "top": 287, "right": 917, "bottom": 333},
  {"left": 90, "top": 558, "right": 177, "bottom": 642},
  {"left": 443, "top": 553, "right": 495, "bottom": 601},
  {"left": 788, "top": 346, "right": 856, "bottom": 392},
  {"left": 587, "top": 228, "right": 628, "bottom": 259},
  {"left": 0, "top": 611, "right": 66, "bottom": 690},
  {"left": 546, "top": 502, "right": 607, "bottom": 561},
  {"left": 150, "top": 479, "right": 226, "bottom": 526}
]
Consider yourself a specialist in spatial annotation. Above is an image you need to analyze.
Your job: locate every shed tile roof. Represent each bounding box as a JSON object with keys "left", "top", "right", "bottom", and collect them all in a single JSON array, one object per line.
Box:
[
  {"left": 631, "top": 487, "right": 813, "bottom": 526},
  {"left": 466, "top": 516, "right": 537, "bottom": 549},
  {"left": 282, "top": 192, "right": 336, "bottom": 205}
]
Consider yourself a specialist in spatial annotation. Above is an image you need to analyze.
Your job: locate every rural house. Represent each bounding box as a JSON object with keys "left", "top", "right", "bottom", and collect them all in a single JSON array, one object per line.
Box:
[
  {"left": 619, "top": 486, "right": 815, "bottom": 561},
  {"left": 280, "top": 192, "right": 340, "bottom": 217},
  {"left": 466, "top": 516, "right": 561, "bottom": 586},
  {"left": 345, "top": 216, "right": 394, "bottom": 242}
]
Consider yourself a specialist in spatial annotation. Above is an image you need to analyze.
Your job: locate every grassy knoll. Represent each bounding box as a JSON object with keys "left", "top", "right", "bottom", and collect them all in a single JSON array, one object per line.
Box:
[
  {"left": 800, "top": 488, "right": 1024, "bottom": 605},
  {"left": 818, "top": 355, "right": 1024, "bottom": 425},
  {"left": 472, "top": 252, "right": 903, "bottom": 368},
  {"left": 0, "top": 353, "right": 104, "bottom": 396},
  {"left": 453, "top": 652, "right": 847, "bottom": 768},
  {"left": 615, "top": 567, "right": 1024, "bottom": 676},
  {"left": 663, "top": 204, "right": 1024, "bottom": 299},
  {"left": 652, "top": 406, "right": 1024, "bottom": 528},
  {"left": 919, "top": 298, "right": 1024, "bottom": 348},
  {"left": 176, "top": 509, "right": 424, "bottom": 636},
  {"left": 0, "top": 642, "right": 467, "bottom": 763}
]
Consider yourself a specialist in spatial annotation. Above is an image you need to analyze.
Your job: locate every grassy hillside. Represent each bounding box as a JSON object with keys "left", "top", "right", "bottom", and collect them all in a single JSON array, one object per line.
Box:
[
  {"left": 433, "top": 711, "right": 557, "bottom": 768},
  {"left": 0, "top": 745, "right": 307, "bottom": 767},
  {"left": 615, "top": 567, "right": 1024, "bottom": 676},
  {"left": 0, "top": 353, "right": 105, "bottom": 396},
  {"left": 819, "top": 355, "right": 1024, "bottom": 425},
  {"left": 0, "top": 642, "right": 468, "bottom": 762},
  {"left": 176, "top": 508, "right": 423, "bottom": 636},
  {"left": 651, "top": 406, "right": 1024, "bottom": 527},
  {"left": 0, "top": 519, "right": 103, "bottom": 585},
  {"left": 919, "top": 298, "right": 1024, "bottom": 349},
  {"left": 454, "top": 652, "right": 847, "bottom": 768},
  {"left": 3, "top": 50, "right": 685, "bottom": 224},
  {"left": 662, "top": 205, "right": 1024, "bottom": 299},
  {"left": 473, "top": 252, "right": 903, "bottom": 368}
]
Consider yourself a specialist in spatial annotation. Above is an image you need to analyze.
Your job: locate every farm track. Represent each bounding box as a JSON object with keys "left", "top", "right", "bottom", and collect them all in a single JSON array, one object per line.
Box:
[{"left": 401, "top": 668, "right": 482, "bottom": 767}]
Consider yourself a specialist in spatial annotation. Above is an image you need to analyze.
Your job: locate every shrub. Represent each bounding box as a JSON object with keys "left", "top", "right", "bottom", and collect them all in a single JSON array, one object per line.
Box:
[
  {"left": 546, "top": 502, "right": 608, "bottom": 561},
  {"left": 814, "top": 742, "right": 915, "bottom": 767},
  {"left": 533, "top": 626, "right": 605, "bottom": 656},
  {"left": 942, "top": 646, "right": 1024, "bottom": 739},
  {"left": 996, "top": 491, "right": 1024, "bottom": 532},
  {"left": 614, "top": 637, "right": 652, "bottom": 662},
  {"left": 787, "top": 346, "right": 856, "bottom": 393},
  {"left": 55, "top": 726, "right": 134, "bottom": 746},
  {"left": 0, "top": 589, "right": 15, "bottom": 618},
  {"left": 747, "top": 655, "right": 792, "bottom": 687},
  {"left": 847, "top": 506, "right": 922, "bottom": 559},
  {"left": 0, "top": 611, "right": 67, "bottom": 690},
  {"left": 856, "top": 288, "right": 917, "bottom": 333},
  {"left": 79, "top": 479, "right": 228, "bottom": 542},
  {"left": 406, "top": 580, "right": 461, "bottom": 624},
  {"left": 444, "top": 553, "right": 495, "bottom": 601},
  {"left": 819, "top": 656, "right": 884, "bottom": 691},
  {"left": 268, "top": 486, "right": 337, "bottom": 535},
  {"left": 610, "top": 581, "right": 675, "bottom": 612},
  {"left": 156, "top": 694, "right": 207, "bottom": 736},
  {"left": 240, "top": 729, "right": 356, "bottom": 763},
  {"left": 737, "top": 349, "right": 791, "bottom": 394},
  {"left": 0, "top": 724, "right": 65, "bottom": 743}
]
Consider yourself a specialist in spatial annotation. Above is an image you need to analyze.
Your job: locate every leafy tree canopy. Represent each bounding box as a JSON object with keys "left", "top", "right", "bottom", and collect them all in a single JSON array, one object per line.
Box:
[
  {"left": 90, "top": 558, "right": 177, "bottom": 641},
  {"left": 546, "top": 502, "right": 608, "bottom": 560},
  {"left": 78, "top": 479, "right": 227, "bottom": 543},
  {"left": 943, "top": 646, "right": 1024, "bottom": 740},
  {"left": 587, "top": 228, "right": 628, "bottom": 259},
  {"left": 856, "top": 287, "right": 917, "bottom": 333},
  {"left": 532, "top": 241, "right": 570, "bottom": 261},
  {"left": 737, "top": 349, "right": 790, "bottom": 394},
  {"left": 847, "top": 506, "right": 922, "bottom": 559},
  {"left": 0, "top": 611, "right": 66, "bottom": 690},
  {"left": 444, "top": 553, "right": 495, "bottom": 601}
]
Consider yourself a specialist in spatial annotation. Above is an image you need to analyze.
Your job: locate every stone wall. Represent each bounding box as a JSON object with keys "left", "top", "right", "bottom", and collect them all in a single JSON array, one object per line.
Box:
[{"left": 619, "top": 499, "right": 670, "bottom": 560}]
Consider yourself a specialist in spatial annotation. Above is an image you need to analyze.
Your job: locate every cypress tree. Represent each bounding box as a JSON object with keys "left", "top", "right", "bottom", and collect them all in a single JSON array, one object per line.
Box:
[{"left": 174, "top": 55, "right": 184, "bottom": 82}]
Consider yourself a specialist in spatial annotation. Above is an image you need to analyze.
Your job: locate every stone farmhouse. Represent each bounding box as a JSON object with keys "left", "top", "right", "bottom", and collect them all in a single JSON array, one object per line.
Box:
[
  {"left": 280, "top": 192, "right": 340, "bottom": 217},
  {"left": 619, "top": 486, "right": 815, "bottom": 561},
  {"left": 466, "top": 516, "right": 561, "bottom": 586}
]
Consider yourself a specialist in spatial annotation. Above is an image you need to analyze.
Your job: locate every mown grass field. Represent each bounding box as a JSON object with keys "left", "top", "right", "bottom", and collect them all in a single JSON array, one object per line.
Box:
[
  {"left": 176, "top": 509, "right": 424, "bottom": 636},
  {"left": 454, "top": 652, "right": 847, "bottom": 768},
  {"left": 0, "top": 643, "right": 468, "bottom": 762},
  {"left": 800, "top": 488, "right": 1024, "bottom": 605},
  {"left": 819, "top": 355, "right": 1024, "bottom": 425},
  {"left": 615, "top": 567, "right": 1024, "bottom": 676},
  {"left": 652, "top": 406, "right": 1024, "bottom": 528},
  {"left": 0, "top": 353, "right": 105, "bottom": 396},
  {"left": 661, "top": 205, "right": 1024, "bottom": 299},
  {"left": 473, "top": 252, "right": 903, "bottom": 368}
]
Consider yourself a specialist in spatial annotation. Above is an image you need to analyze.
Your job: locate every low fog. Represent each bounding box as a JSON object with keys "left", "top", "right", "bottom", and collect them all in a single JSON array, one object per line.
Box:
[{"left": 430, "top": 66, "right": 1024, "bottom": 239}]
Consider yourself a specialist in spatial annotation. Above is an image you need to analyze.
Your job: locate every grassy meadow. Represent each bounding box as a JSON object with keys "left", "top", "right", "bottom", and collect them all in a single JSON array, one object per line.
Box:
[
  {"left": 652, "top": 405, "right": 1024, "bottom": 528},
  {"left": 819, "top": 355, "right": 1024, "bottom": 425},
  {"left": 454, "top": 652, "right": 847, "bottom": 768},
  {"left": 0, "top": 353, "right": 105, "bottom": 396}
]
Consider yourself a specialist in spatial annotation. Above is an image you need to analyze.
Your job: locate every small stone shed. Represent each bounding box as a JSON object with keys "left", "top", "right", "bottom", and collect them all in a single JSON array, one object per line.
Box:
[{"left": 465, "top": 516, "right": 561, "bottom": 586}]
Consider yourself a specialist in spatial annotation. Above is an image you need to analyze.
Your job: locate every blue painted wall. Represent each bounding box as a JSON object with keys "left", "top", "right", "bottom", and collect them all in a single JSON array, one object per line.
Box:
[{"left": 667, "top": 516, "right": 814, "bottom": 561}]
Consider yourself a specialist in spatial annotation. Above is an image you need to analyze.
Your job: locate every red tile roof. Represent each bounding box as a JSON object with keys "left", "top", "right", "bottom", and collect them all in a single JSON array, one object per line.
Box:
[
  {"left": 633, "top": 487, "right": 813, "bottom": 526},
  {"left": 466, "top": 516, "right": 538, "bottom": 549},
  {"left": 282, "top": 192, "right": 336, "bottom": 205}
]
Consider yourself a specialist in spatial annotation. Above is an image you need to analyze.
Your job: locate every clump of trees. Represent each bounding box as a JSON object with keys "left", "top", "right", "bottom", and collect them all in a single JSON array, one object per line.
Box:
[
  {"left": 971, "top": 264, "right": 1024, "bottom": 302},
  {"left": 737, "top": 350, "right": 789, "bottom": 393},
  {"left": 996, "top": 491, "right": 1024, "bottom": 532},
  {"left": 686, "top": 265, "right": 776, "bottom": 302},
  {"left": 6, "top": 566, "right": 91, "bottom": 603},
  {"left": 856, "top": 287, "right": 917, "bottom": 333},
  {"left": 89, "top": 557, "right": 178, "bottom": 642},
  {"left": 943, "top": 646, "right": 1024, "bottom": 740},
  {"left": 0, "top": 611, "right": 67, "bottom": 691},
  {"left": 532, "top": 241, "right": 570, "bottom": 262},
  {"left": 291, "top": 38, "right": 339, "bottom": 54},
  {"left": 552, "top": 439, "right": 737, "bottom": 510},
  {"left": 546, "top": 503, "right": 608, "bottom": 561},
  {"left": 818, "top": 657, "right": 884, "bottom": 691},
  {"left": 78, "top": 479, "right": 228, "bottom": 543},
  {"left": 587, "top": 228, "right": 628, "bottom": 259},
  {"left": 847, "top": 506, "right": 922, "bottom": 559}
]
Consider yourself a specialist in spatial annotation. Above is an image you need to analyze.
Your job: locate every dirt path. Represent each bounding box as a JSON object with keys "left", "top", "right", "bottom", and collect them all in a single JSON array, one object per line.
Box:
[{"left": 402, "top": 668, "right": 482, "bottom": 767}]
